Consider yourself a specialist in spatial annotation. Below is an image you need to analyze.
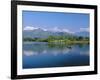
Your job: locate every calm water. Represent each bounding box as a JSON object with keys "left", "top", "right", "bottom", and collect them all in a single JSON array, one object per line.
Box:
[{"left": 23, "top": 42, "right": 89, "bottom": 69}]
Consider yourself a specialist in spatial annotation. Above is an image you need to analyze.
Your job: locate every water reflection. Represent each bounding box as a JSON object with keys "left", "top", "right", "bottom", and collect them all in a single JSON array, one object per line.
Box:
[
  {"left": 23, "top": 42, "right": 89, "bottom": 56},
  {"left": 23, "top": 42, "right": 89, "bottom": 68}
]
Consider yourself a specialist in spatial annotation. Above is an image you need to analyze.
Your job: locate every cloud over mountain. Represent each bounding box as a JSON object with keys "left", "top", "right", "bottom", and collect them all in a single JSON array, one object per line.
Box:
[
  {"left": 24, "top": 26, "right": 38, "bottom": 31},
  {"left": 23, "top": 26, "right": 74, "bottom": 34},
  {"left": 23, "top": 26, "right": 89, "bottom": 38},
  {"left": 79, "top": 27, "right": 89, "bottom": 32}
]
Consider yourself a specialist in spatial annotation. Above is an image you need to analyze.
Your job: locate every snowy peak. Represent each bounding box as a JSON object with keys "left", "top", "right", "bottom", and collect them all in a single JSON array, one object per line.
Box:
[{"left": 23, "top": 26, "right": 74, "bottom": 34}]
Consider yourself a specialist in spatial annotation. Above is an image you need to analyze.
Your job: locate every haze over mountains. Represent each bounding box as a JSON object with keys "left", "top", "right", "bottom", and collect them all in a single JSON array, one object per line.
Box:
[{"left": 23, "top": 26, "right": 89, "bottom": 38}]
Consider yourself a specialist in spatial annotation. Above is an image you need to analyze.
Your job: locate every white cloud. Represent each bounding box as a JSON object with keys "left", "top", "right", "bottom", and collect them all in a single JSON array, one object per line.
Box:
[
  {"left": 52, "top": 27, "right": 61, "bottom": 32},
  {"left": 24, "top": 26, "right": 48, "bottom": 31},
  {"left": 79, "top": 27, "right": 89, "bottom": 32},
  {"left": 23, "top": 26, "right": 74, "bottom": 34},
  {"left": 62, "top": 29, "right": 74, "bottom": 34},
  {"left": 23, "top": 26, "right": 38, "bottom": 31},
  {"left": 51, "top": 27, "right": 74, "bottom": 34},
  {"left": 42, "top": 28, "right": 47, "bottom": 31}
]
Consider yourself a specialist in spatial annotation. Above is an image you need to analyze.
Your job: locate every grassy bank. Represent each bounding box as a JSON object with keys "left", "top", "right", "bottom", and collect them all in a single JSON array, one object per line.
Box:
[{"left": 48, "top": 40, "right": 89, "bottom": 44}]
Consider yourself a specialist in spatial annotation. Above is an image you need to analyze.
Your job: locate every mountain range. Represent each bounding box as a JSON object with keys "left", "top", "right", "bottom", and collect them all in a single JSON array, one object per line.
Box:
[{"left": 23, "top": 27, "right": 89, "bottom": 38}]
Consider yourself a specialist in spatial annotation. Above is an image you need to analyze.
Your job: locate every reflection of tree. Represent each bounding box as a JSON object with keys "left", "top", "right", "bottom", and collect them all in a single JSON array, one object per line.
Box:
[
  {"left": 48, "top": 43, "right": 72, "bottom": 49},
  {"left": 23, "top": 42, "right": 73, "bottom": 56},
  {"left": 77, "top": 44, "right": 85, "bottom": 48},
  {"left": 23, "top": 42, "right": 89, "bottom": 56}
]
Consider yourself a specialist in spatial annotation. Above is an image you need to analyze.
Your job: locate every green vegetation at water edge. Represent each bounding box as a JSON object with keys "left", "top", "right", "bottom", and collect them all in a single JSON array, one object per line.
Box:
[{"left": 23, "top": 35, "right": 89, "bottom": 44}]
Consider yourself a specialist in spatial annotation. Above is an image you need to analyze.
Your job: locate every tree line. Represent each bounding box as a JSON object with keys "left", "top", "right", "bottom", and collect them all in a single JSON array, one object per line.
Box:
[{"left": 23, "top": 35, "right": 89, "bottom": 44}]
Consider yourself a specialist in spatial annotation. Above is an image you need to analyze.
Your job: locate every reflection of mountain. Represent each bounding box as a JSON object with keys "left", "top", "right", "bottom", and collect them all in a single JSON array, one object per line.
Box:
[
  {"left": 23, "top": 42, "right": 89, "bottom": 56},
  {"left": 23, "top": 42, "right": 72, "bottom": 56}
]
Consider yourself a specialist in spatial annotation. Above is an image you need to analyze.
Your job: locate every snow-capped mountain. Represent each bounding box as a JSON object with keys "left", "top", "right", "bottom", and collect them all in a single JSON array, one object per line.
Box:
[
  {"left": 23, "top": 26, "right": 73, "bottom": 38},
  {"left": 23, "top": 26, "right": 89, "bottom": 38}
]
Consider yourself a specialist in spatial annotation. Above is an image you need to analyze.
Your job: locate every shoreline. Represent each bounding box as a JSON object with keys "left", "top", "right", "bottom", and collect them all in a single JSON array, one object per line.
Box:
[{"left": 23, "top": 40, "right": 89, "bottom": 44}]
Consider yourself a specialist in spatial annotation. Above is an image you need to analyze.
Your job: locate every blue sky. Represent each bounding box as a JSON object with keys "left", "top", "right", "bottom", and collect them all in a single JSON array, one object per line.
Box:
[{"left": 22, "top": 11, "right": 89, "bottom": 33}]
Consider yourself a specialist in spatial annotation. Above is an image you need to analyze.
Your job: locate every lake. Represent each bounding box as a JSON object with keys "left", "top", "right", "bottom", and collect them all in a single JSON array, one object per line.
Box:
[{"left": 23, "top": 42, "right": 89, "bottom": 69}]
